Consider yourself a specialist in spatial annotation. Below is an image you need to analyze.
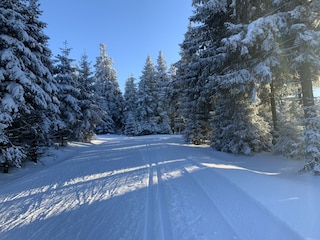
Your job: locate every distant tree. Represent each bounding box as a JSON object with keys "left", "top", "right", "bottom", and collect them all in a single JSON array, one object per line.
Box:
[
  {"left": 167, "top": 64, "right": 180, "bottom": 133},
  {"left": 123, "top": 75, "right": 139, "bottom": 136},
  {"left": 137, "top": 56, "right": 158, "bottom": 134},
  {"left": 54, "top": 41, "right": 81, "bottom": 141},
  {"left": 0, "top": 0, "right": 61, "bottom": 166},
  {"left": 94, "top": 44, "right": 124, "bottom": 134},
  {"left": 124, "top": 111, "right": 138, "bottom": 137},
  {"left": 156, "top": 51, "right": 172, "bottom": 134}
]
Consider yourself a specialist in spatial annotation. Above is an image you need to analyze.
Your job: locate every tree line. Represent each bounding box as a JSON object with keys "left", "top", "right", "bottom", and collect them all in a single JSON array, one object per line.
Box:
[
  {"left": 1, "top": 0, "right": 320, "bottom": 173},
  {"left": 0, "top": 0, "right": 178, "bottom": 167}
]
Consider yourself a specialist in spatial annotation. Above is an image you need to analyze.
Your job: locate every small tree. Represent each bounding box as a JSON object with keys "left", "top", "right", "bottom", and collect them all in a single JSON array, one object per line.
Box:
[
  {"left": 124, "top": 75, "right": 139, "bottom": 136},
  {"left": 273, "top": 98, "right": 304, "bottom": 159},
  {"left": 301, "top": 105, "right": 320, "bottom": 172}
]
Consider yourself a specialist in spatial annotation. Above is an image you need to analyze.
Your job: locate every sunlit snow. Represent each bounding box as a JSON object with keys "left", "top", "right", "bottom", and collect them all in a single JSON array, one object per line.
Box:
[{"left": 0, "top": 135, "right": 319, "bottom": 240}]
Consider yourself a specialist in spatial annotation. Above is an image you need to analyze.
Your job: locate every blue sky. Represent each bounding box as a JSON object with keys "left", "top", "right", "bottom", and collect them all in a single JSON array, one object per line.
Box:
[{"left": 40, "top": 0, "right": 193, "bottom": 91}]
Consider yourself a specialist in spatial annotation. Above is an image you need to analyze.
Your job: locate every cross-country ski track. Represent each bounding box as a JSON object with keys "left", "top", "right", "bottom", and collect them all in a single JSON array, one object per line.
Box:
[{"left": 0, "top": 135, "right": 319, "bottom": 240}]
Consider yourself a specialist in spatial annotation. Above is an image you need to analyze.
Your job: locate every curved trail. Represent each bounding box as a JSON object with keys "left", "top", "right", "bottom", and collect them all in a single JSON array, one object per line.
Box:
[{"left": 0, "top": 135, "right": 305, "bottom": 240}]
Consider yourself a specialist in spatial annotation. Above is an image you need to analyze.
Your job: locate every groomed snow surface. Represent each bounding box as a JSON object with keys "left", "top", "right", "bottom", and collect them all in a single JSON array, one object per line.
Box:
[{"left": 0, "top": 135, "right": 319, "bottom": 240}]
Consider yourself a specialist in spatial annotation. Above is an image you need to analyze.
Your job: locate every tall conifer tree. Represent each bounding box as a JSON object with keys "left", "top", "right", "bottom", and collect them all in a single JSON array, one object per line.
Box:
[
  {"left": 94, "top": 44, "right": 124, "bottom": 134},
  {"left": 137, "top": 56, "right": 158, "bottom": 134},
  {"left": 0, "top": 0, "right": 61, "bottom": 166},
  {"left": 124, "top": 75, "right": 139, "bottom": 136},
  {"left": 76, "top": 53, "right": 102, "bottom": 142},
  {"left": 200, "top": 0, "right": 274, "bottom": 153},
  {"left": 156, "top": 51, "right": 172, "bottom": 134},
  {"left": 54, "top": 41, "right": 81, "bottom": 140},
  {"left": 176, "top": 4, "right": 220, "bottom": 144}
]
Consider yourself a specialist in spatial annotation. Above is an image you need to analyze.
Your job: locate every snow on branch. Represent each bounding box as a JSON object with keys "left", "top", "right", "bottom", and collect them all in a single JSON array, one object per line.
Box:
[{"left": 213, "top": 69, "right": 253, "bottom": 91}]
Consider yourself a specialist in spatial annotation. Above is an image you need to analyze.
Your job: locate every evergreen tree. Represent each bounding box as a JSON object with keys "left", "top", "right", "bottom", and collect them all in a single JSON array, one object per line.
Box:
[
  {"left": 273, "top": 99, "right": 304, "bottom": 159},
  {"left": 167, "top": 64, "right": 180, "bottom": 133},
  {"left": 303, "top": 105, "right": 320, "bottom": 172},
  {"left": 174, "top": 23, "right": 197, "bottom": 136},
  {"left": 76, "top": 53, "right": 102, "bottom": 142},
  {"left": 282, "top": 0, "right": 320, "bottom": 170},
  {"left": 124, "top": 111, "right": 137, "bottom": 137},
  {"left": 123, "top": 75, "right": 139, "bottom": 136},
  {"left": 137, "top": 56, "right": 158, "bottom": 135},
  {"left": 226, "top": 0, "right": 320, "bottom": 161},
  {"left": 205, "top": 0, "right": 278, "bottom": 153},
  {"left": 175, "top": 23, "right": 197, "bottom": 141},
  {"left": 176, "top": 0, "right": 320, "bottom": 161},
  {"left": 0, "top": 0, "right": 61, "bottom": 166},
  {"left": 212, "top": 90, "right": 272, "bottom": 154},
  {"left": 54, "top": 41, "right": 81, "bottom": 140},
  {"left": 176, "top": 3, "right": 222, "bottom": 144},
  {"left": 94, "top": 44, "right": 124, "bottom": 134},
  {"left": 156, "top": 51, "right": 172, "bottom": 134}
]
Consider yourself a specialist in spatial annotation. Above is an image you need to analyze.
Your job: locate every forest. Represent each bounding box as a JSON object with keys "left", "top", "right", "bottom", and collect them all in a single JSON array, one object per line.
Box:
[{"left": 1, "top": 0, "right": 320, "bottom": 172}]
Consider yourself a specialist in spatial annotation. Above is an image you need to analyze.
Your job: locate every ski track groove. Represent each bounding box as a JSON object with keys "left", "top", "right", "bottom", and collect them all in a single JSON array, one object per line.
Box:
[
  {"left": 143, "top": 143, "right": 173, "bottom": 240},
  {"left": 144, "top": 162, "right": 155, "bottom": 240},
  {"left": 155, "top": 161, "right": 173, "bottom": 240},
  {"left": 160, "top": 159, "right": 237, "bottom": 240}
]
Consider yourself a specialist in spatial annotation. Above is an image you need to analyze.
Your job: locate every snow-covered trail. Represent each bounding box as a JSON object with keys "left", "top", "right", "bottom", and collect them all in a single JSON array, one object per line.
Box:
[
  {"left": 139, "top": 138, "right": 302, "bottom": 240},
  {"left": 0, "top": 135, "right": 316, "bottom": 239}
]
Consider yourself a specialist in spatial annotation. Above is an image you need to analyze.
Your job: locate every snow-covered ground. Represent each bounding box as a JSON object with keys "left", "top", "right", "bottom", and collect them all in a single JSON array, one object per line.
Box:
[{"left": 0, "top": 135, "right": 319, "bottom": 240}]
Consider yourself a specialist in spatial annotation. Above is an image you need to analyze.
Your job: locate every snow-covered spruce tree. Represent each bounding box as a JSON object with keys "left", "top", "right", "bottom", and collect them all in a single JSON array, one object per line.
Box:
[
  {"left": 246, "top": 2, "right": 320, "bottom": 157},
  {"left": 167, "top": 64, "right": 181, "bottom": 133},
  {"left": 174, "top": 23, "right": 199, "bottom": 137},
  {"left": 76, "top": 53, "right": 103, "bottom": 142},
  {"left": 176, "top": 0, "right": 232, "bottom": 144},
  {"left": 155, "top": 51, "right": 172, "bottom": 134},
  {"left": 256, "top": 0, "right": 320, "bottom": 170},
  {"left": 174, "top": 29, "right": 192, "bottom": 137},
  {"left": 94, "top": 44, "right": 124, "bottom": 134},
  {"left": 208, "top": 0, "right": 293, "bottom": 154},
  {"left": 123, "top": 75, "right": 139, "bottom": 136},
  {"left": 53, "top": 42, "right": 81, "bottom": 141},
  {"left": 213, "top": 0, "right": 320, "bottom": 158},
  {"left": 137, "top": 56, "right": 158, "bottom": 135},
  {"left": 175, "top": 22, "right": 211, "bottom": 144},
  {"left": 273, "top": 99, "right": 304, "bottom": 159},
  {"left": 124, "top": 111, "right": 137, "bottom": 137},
  {"left": 283, "top": 0, "right": 320, "bottom": 171},
  {"left": 302, "top": 104, "right": 320, "bottom": 172},
  {"left": 270, "top": 61, "right": 306, "bottom": 159},
  {"left": 212, "top": 88, "right": 272, "bottom": 154},
  {"left": 0, "top": 0, "right": 61, "bottom": 166}
]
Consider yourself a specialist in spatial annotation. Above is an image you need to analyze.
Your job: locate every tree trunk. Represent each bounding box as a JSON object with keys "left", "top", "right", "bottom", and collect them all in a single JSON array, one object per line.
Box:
[
  {"left": 300, "top": 62, "right": 314, "bottom": 118},
  {"left": 270, "top": 82, "right": 278, "bottom": 131}
]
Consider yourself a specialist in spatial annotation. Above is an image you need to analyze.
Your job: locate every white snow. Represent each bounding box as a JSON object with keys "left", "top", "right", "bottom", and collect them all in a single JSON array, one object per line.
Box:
[{"left": 0, "top": 135, "right": 319, "bottom": 240}]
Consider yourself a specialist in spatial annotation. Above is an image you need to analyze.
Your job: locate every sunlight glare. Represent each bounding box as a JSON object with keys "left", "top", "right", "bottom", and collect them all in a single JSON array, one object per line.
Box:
[{"left": 202, "top": 163, "right": 280, "bottom": 176}]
